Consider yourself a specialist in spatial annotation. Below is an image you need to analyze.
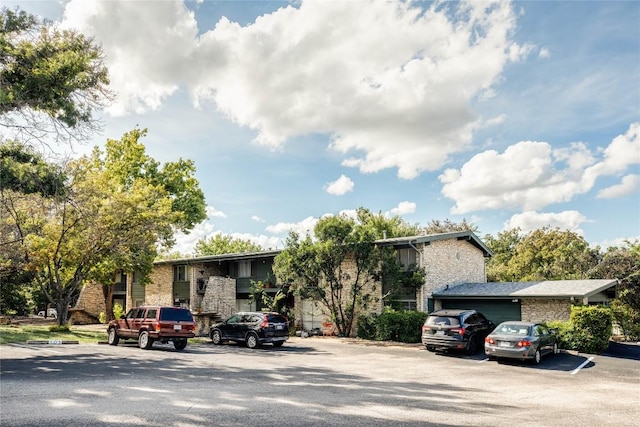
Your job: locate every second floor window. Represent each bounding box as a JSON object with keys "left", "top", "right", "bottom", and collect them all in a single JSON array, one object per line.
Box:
[
  {"left": 397, "top": 248, "right": 417, "bottom": 269},
  {"left": 173, "top": 265, "right": 188, "bottom": 282},
  {"left": 237, "top": 261, "right": 252, "bottom": 278}
]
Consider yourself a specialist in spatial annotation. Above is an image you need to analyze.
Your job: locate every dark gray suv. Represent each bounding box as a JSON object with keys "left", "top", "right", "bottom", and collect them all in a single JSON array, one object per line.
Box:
[
  {"left": 421, "top": 309, "right": 494, "bottom": 355},
  {"left": 209, "top": 312, "right": 289, "bottom": 349}
]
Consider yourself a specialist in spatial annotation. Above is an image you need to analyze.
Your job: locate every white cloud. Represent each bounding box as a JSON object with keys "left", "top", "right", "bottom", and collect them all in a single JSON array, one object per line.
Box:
[
  {"left": 593, "top": 236, "right": 640, "bottom": 250},
  {"left": 60, "top": 0, "right": 531, "bottom": 179},
  {"left": 597, "top": 174, "right": 640, "bottom": 199},
  {"left": 389, "top": 201, "right": 416, "bottom": 216},
  {"left": 266, "top": 216, "right": 318, "bottom": 237},
  {"left": 440, "top": 122, "right": 640, "bottom": 214},
  {"left": 251, "top": 215, "right": 265, "bottom": 222},
  {"left": 325, "top": 175, "right": 354, "bottom": 195},
  {"left": 504, "top": 210, "right": 588, "bottom": 235},
  {"left": 206, "top": 206, "right": 227, "bottom": 218}
]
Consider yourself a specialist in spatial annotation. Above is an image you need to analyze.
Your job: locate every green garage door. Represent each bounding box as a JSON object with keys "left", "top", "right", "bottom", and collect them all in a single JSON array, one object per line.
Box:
[{"left": 441, "top": 299, "right": 521, "bottom": 325}]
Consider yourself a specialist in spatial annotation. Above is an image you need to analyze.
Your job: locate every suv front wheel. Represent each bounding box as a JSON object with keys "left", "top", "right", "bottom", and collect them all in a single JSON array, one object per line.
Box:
[
  {"left": 107, "top": 328, "right": 119, "bottom": 346},
  {"left": 138, "top": 330, "right": 154, "bottom": 350}
]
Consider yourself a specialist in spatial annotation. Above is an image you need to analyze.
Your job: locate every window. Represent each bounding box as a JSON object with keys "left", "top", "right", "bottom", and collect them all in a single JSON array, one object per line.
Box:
[
  {"left": 145, "top": 309, "right": 157, "bottom": 319},
  {"left": 397, "top": 248, "right": 417, "bottom": 268},
  {"left": 237, "top": 261, "right": 251, "bottom": 278},
  {"left": 173, "top": 265, "right": 188, "bottom": 282}
]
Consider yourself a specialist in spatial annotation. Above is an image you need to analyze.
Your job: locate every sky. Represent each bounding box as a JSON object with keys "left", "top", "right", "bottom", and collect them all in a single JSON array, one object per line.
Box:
[{"left": 5, "top": 0, "right": 640, "bottom": 254}]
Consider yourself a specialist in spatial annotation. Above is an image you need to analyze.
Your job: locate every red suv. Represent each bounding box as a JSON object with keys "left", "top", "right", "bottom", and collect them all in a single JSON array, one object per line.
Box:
[{"left": 107, "top": 306, "right": 195, "bottom": 350}]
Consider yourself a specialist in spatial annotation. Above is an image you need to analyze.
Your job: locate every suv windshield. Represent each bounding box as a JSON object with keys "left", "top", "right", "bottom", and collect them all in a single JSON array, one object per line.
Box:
[{"left": 159, "top": 308, "right": 194, "bottom": 322}]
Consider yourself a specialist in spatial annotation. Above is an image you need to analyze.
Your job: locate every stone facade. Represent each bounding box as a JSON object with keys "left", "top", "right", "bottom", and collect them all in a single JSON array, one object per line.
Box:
[
  {"left": 144, "top": 264, "right": 174, "bottom": 306},
  {"left": 69, "top": 282, "right": 105, "bottom": 324},
  {"left": 521, "top": 299, "right": 571, "bottom": 323},
  {"left": 421, "top": 240, "right": 486, "bottom": 311}
]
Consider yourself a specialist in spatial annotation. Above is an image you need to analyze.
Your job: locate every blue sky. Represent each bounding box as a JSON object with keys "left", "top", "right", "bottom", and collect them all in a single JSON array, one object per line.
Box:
[{"left": 5, "top": 0, "right": 639, "bottom": 254}]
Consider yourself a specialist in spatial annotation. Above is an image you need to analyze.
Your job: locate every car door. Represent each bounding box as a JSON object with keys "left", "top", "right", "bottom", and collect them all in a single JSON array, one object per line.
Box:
[
  {"left": 221, "top": 314, "right": 242, "bottom": 340},
  {"left": 130, "top": 307, "right": 146, "bottom": 336},
  {"left": 118, "top": 308, "right": 139, "bottom": 338},
  {"left": 534, "top": 324, "right": 552, "bottom": 355}
]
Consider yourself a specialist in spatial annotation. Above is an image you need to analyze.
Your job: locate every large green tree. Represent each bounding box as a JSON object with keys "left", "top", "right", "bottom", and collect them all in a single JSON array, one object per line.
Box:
[
  {"left": 194, "top": 234, "right": 263, "bottom": 256},
  {"left": 0, "top": 7, "right": 111, "bottom": 145},
  {"left": 1, "top": 130, "right": 206, "bottom": 324},
  {"left": 273, "top": 208, "right": 423, "bottom": 337},
  {"left": 484, "top": 227, "right": 599, "bottom": 281}
]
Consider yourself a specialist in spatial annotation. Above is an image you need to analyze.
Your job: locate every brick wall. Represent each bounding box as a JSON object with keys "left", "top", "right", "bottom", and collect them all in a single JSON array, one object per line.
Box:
[
  {"left": 146, "top": 264, "right": 174, "bottom": 306},
  {"left": 421, "top": 240, "right": 486, "bottom": 310},
  {"left": 521, "top": 299, "right": 571, "bottom": 322},
  {"left": 70, "top": 281, "right": 105, "bottom": 323}
]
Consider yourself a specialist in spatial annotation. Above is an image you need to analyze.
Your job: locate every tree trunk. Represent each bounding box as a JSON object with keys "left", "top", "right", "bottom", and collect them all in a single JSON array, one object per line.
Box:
[{"left": 102, "top": 284, "right": 115, "bottom": 323}]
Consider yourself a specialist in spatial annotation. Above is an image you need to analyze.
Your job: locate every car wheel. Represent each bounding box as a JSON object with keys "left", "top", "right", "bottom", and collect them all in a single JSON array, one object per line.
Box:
[
  {"left": 107, "top": 328, "right": 119, "bottom": 346},
  {"left": 138, "top": 331, "right": 153, "bottom": 350},
  {"left": 246, "top": 333, "right": 259, "bottom": 349},
  {"left": 553, "top": 342, "right": 559, "bottom": 355},
  {"left": 532, "top": 349, "right": 542, "bottom": 365},
  {"left": 466, "top": 335, "right": 478, "bottom": 355},
  {"left": 273, "top": 341, "right": 284, "bottom": 348},
  {"left": 210, "top": 329, "right": 222, "bottom": 345},
  {"left": 174, "top": 338, "right": 187, "bottom": 350},
  {"left": 426, "top": 346, "right": 437, "bottom": 352}
]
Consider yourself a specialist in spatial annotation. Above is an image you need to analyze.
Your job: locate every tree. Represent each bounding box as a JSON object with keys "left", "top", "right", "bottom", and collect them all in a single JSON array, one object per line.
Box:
[
  {"left": 194, "top": 234, "right": 263, "bottom": 256},
  {"left": 0, "top": 140, "right": 66, "bottom": 197},
  {"left": 1, "top": 129, "right": 206, "bottom": 324},
  {"left": 483, "top": 227, "right": 599, "bottom": 282},
  {"left": 484, "top": 228, "right": 522, "bottom": 281},
  {"left": 273, "top": 208, "right": 422, "bottom": 337},
  {"left": 423, "top": 218, "right": 478, "bottom": 234},
  {"left": 590, "top": 241, "right": 640, "bottom": 339},
  {"left": 0, "top": 7, "right": 112, "bottom": 145}
]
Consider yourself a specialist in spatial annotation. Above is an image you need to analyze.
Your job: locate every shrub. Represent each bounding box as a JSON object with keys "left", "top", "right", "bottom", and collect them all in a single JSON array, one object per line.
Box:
[
  {"left": 99, "top": 302, "right": 125, "bottom": 324},
  {"left": 357, "top": 309, "right": 428, "bottom": 343},
  {"left": 356, "top": 314, "right": 377, "bottom": 340},
  {"left": 610, "top": 299, "right": 640, "bottom": 341},
  {"left": 548, "top": 306, "right": 612, "bottom": 354},
  {"left": 48, "top": 325, "right": 70, "bottom": 333}
]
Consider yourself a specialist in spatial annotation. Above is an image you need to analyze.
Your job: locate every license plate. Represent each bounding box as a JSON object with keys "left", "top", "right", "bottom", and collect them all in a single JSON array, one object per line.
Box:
[
  {"left": 276, "top": 325, "right": 284, "bottom": 330},
  {"left": 435, "top": 330, "right": 445, "bottom": 335},
  {"left": 498, "top": 341, "right": 511, "bottom": 347},
  {"left": 173, "top": 325, "right": 182, "bottom": 331}
]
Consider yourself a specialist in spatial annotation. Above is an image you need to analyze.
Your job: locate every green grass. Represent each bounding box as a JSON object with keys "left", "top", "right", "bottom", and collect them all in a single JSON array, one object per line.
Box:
[{"left": 0, "top": 325, "right": 107, "bottom": 345}]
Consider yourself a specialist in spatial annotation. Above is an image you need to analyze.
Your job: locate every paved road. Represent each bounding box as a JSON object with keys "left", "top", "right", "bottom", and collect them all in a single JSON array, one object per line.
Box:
[{"left": 1, "top": 337, "right": 638, "bottom": 426}]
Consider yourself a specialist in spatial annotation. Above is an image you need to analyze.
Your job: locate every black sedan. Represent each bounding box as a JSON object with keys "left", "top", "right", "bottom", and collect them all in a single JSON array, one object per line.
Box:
[
  {"left": 209, "top": 312, "right": 289, "bottom": 349},
  {"left": 484, "top": 321, "right": 559, "bottom": 364}
]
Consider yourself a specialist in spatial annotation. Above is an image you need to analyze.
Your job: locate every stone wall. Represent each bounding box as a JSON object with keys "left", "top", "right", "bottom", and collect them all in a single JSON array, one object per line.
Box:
[
  {"left": 70, "top": 282, "right": 106, "bottom": 323},
  {"left": 521, "top": 299, "right": 571, "bottom": 322},
  {"left": 421, "top": 240, "right": 487, "bottom": 310},
  {"left": 145, "top": 264, "right": 174, "bottom": 306}
]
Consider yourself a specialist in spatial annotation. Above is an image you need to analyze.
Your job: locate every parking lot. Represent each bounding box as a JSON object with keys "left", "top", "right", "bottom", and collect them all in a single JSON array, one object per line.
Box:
[{"left": 1, "top": 337, "right": 638, "bottom": 426}]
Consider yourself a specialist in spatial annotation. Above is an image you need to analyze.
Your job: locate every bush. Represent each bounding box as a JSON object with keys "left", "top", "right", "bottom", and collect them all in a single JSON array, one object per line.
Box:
[
  {"left": 48, "top": 325, "right": 70, "bottom": 333},
  {"left": 548, "top": 306, "right": 612, "bottom": 354},
  {"left": 610, "top": 299, "right": 640, "bottom": 341},
  {"left": 356, "top": 313, "right": 377, "bottom": 340},
  {"left": 357, "top": 309, "right": 428, "bottom": 343},
  {"left": 99, "top": 302, "right": 125, "bottom": 324}
]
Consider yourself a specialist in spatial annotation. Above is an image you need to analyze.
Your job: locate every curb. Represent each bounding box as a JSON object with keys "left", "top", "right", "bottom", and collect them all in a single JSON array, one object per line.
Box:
[{"left": 26, "top": 340, "right": 79, "bottom": 345}]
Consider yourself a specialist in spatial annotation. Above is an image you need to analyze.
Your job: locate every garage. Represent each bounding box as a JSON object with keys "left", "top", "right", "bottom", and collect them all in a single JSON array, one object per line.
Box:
[{"left": 440, "top": 299, "right": 521, "bottom": 325}]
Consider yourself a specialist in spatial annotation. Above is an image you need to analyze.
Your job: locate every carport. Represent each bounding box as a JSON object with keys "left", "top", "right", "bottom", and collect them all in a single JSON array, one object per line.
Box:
[{"left": 432, "top": 279, "right": 618, "bottom": 324}]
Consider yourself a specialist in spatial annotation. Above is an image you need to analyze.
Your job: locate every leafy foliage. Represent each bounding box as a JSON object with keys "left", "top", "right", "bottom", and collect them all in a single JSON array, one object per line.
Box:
[
  {"left": 485, "top": 227, "right": 599, "bottom": 281},
  {"left": 273, "top": 208, "right": 420, "bottom": 337},
  {"left": 195, "top": 234, "right": 263, "bottom": 256},
  {"left": 548, "top": 305, "right": 612, "bottom": 354},
  {"left": 0, "top": 7, "right": 112, "bottom": 144},
  {"left": 356, "top": 309, "right": 428, "bottom": 343},
  {"left": 0, "top": 141, "right": 66, "bottom": 197},
  {"left": 423, "top": 218, "right": 478, "bottom": 234}
]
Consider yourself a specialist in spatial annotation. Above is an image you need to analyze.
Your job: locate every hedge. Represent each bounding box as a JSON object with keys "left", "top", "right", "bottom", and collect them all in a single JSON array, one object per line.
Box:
[
  {"left": 357, "top": 309, "right": 428, "bottom": 343},
  {"left": 547, "top": 305, "right": 612, "bottom": 354}
]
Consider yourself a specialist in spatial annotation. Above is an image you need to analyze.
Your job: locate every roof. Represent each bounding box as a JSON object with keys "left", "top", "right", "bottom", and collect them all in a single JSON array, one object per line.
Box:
[
  {"left": 375, "top": 230, "right": 493, "bottom": 257},
  {"left": 154, "top": 249, "right": 281, "bottom": 265},
  {"left": 154, "top": 230, "right": 493, "bottom": 265},
  {"left": 432, "top": 279, "right": 618, "bottom": 299}
]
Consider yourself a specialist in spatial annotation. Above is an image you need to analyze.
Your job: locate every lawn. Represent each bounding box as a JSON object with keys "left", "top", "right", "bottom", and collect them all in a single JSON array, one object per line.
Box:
[{"left": 0, "top": 324, "right": 107, "bottom": 345}]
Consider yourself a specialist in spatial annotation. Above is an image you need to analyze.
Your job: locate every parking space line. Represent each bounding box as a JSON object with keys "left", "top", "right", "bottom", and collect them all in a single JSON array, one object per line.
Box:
[{"left": 570, "top": 356, "right": 594, "bottom": 375}]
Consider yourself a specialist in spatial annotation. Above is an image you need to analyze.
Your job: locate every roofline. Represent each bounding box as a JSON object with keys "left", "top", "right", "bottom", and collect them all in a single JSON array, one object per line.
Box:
[
  {"left": 375, "top": 230, "right": 493, "bottom": 257},
  {"left": 154, "top": 249, "right": 281, "bottom": 265}
]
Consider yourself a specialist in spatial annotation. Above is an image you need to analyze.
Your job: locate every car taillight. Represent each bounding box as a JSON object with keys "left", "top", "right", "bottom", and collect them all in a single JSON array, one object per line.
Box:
[
  {"left": 485, "top": 337, "right": 495, "bottom": 345},
  {"left": 261, "top": 318, "right": 269, "bottom": 329},
  {"left": 517, "top": 340, "right": 532, "bottom": 348},
  {"left": 450, "top": 327, "right": 465, "bottom": 335}
]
